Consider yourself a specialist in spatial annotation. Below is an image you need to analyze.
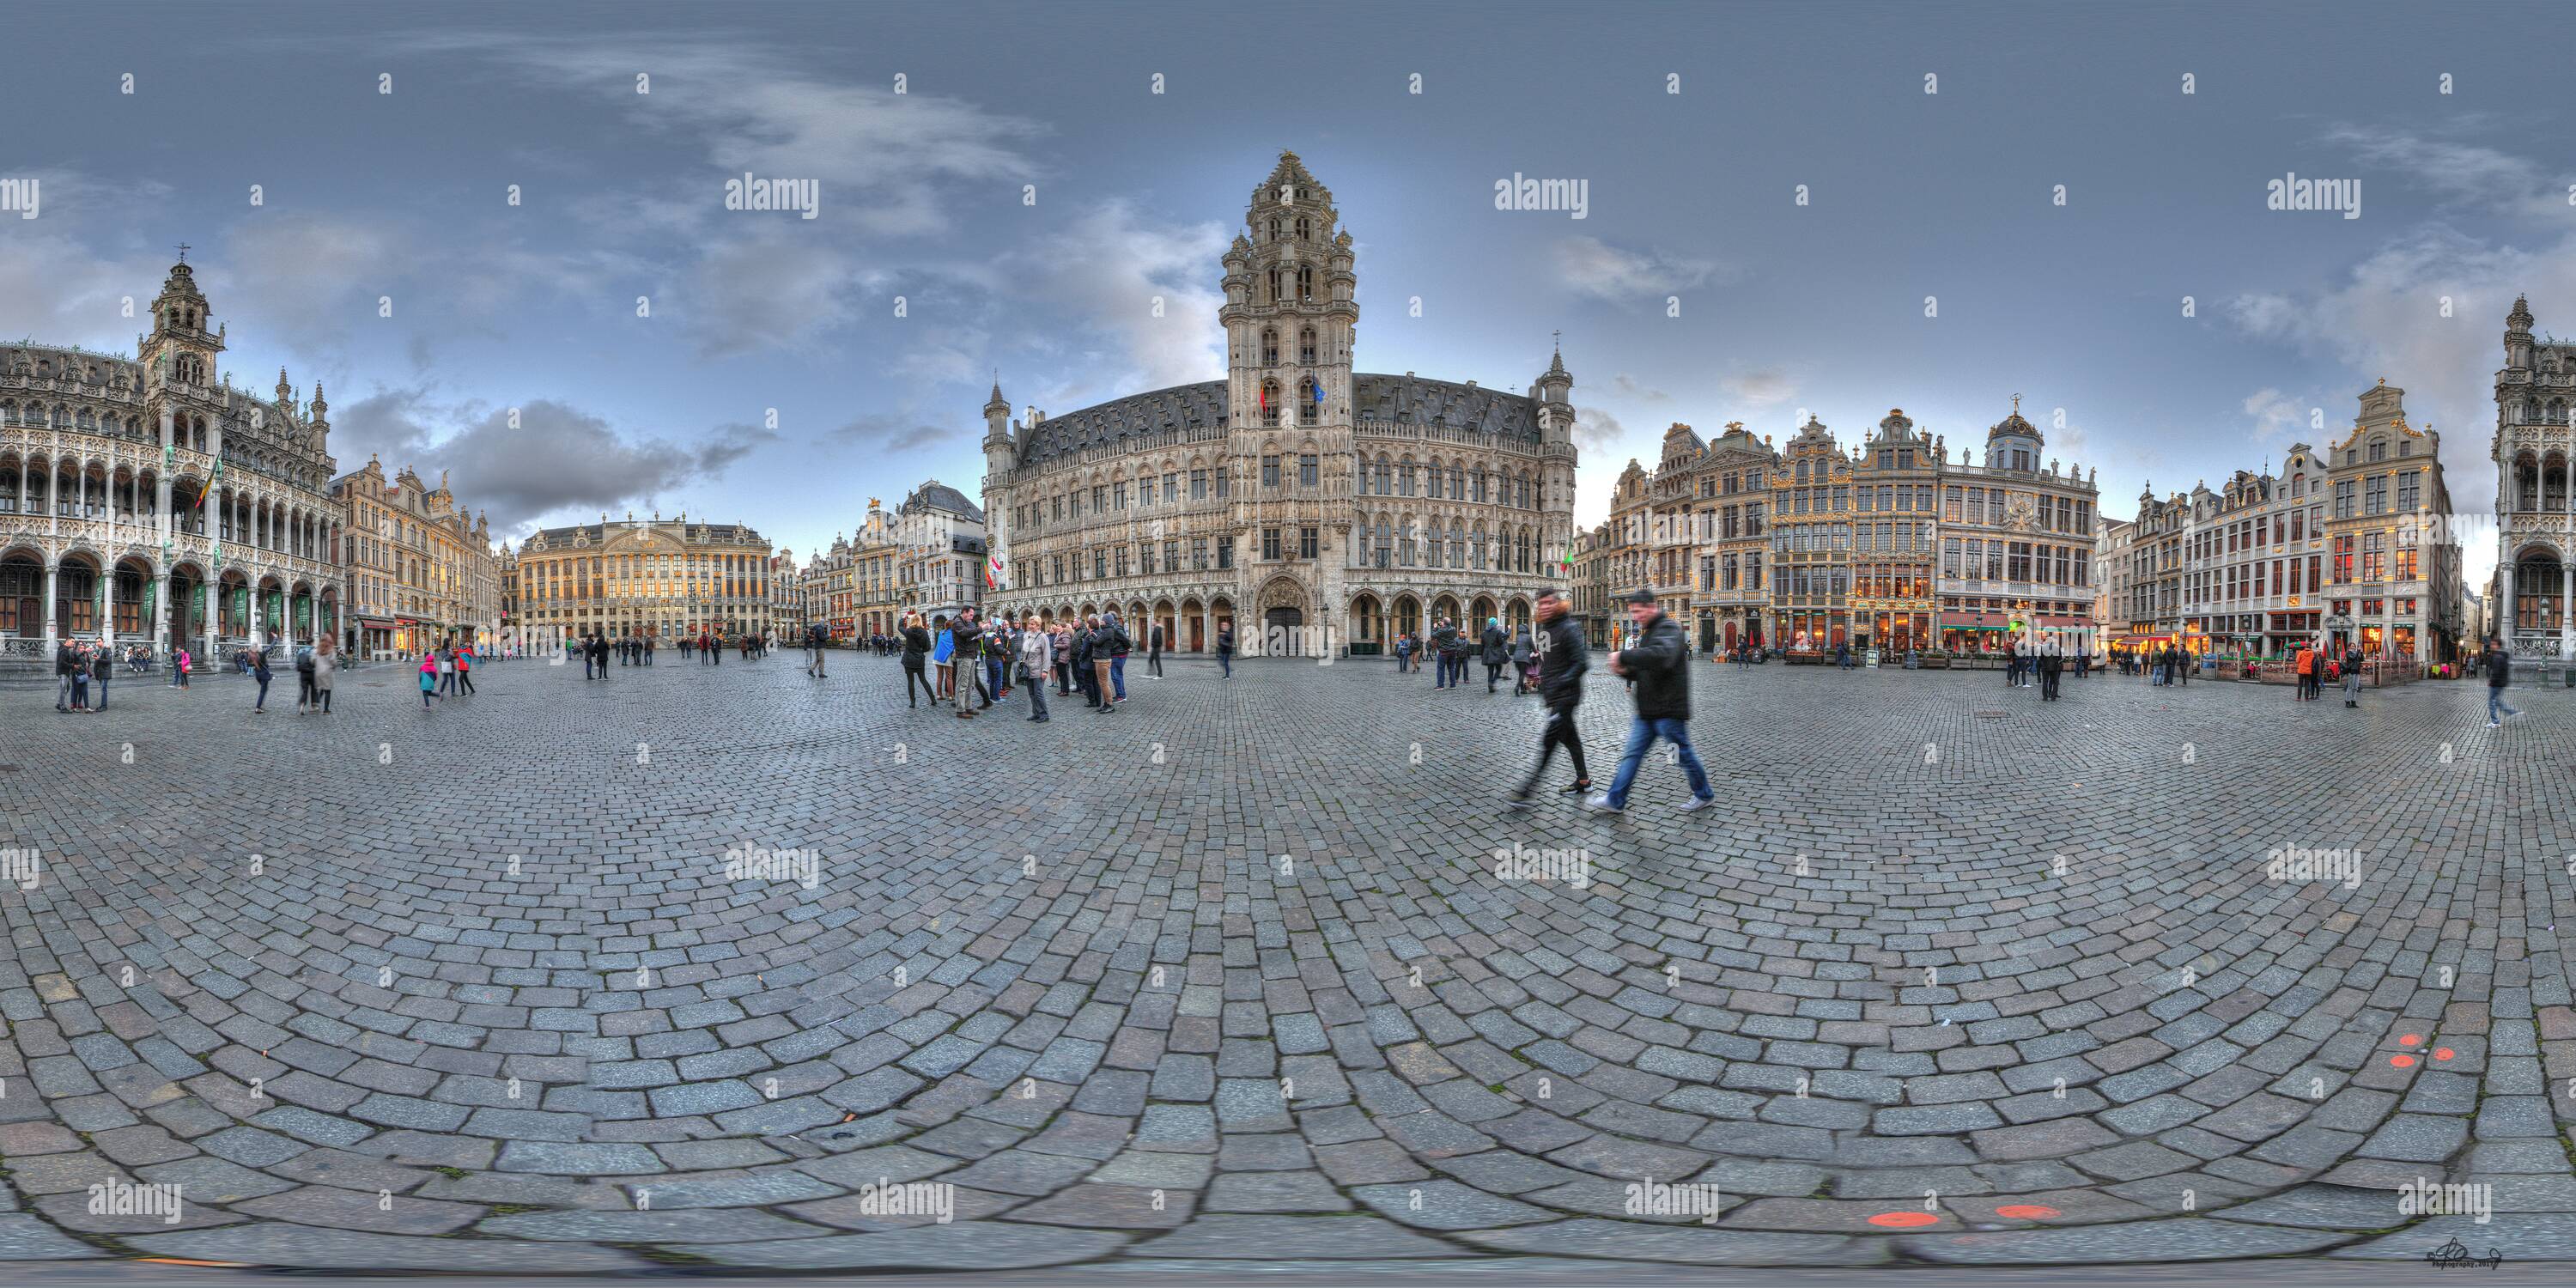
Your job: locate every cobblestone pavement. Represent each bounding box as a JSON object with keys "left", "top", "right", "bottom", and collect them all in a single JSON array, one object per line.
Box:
[{"left": 0, "top": 651, "right": 2569, "bottom": 1273}]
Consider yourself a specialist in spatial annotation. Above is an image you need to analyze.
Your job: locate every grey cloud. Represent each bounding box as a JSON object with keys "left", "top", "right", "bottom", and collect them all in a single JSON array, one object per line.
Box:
[{"left": 331, "top": 389, "right": 769, "bottom": 531}]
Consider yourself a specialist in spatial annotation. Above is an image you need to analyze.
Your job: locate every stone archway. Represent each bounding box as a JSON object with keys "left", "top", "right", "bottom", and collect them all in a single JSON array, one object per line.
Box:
[{"left": 1254, "top": 574, "right": 1312, "bottom": 657}]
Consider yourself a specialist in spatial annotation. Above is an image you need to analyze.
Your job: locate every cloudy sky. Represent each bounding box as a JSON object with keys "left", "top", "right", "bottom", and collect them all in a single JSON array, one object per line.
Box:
[{"left": 3, "top": 1, "right": 2563, "bottom": 585}]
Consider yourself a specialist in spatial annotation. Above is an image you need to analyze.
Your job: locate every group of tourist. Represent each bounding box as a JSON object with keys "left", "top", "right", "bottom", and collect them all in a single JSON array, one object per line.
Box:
[
  {"left": 888, "top": 605, "right": 1195, "bottom": 720},
  {"left": 2292, "top": 642, "right": 2366, "bottom": 706},
  {"left": 48, "top": 638, "right": 119, "bottom": 713},
  {"left": 413, "top": 640, "right": 474, "bottom": 709},
  {"left": 1394, "top": 619, "right": 1543, "bottom": 695},
  {"left": 2001, "top": 638, "right": 2075, "bottom": 700}
]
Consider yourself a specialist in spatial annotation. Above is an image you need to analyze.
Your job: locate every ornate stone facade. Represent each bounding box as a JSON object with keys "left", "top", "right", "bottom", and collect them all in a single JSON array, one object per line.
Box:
[
  {"left": 0, "top": 258, "right": 344, "bottom": 661},
  {"left": 2494, "top": 295, "right": 2576, "bottom": 658},
  {"left": 512, "top": 513, "right": 772, "bottom": 647},
  {"left": 331, "top": 456, "right": 501, "bottom": 658},
  {"left": 980, "top": 153, "right": 1577, "bottom": 655}
]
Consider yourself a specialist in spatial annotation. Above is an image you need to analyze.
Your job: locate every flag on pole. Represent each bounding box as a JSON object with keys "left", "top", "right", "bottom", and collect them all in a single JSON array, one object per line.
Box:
[{"left": 985, "top": 552, "right": 1005, "bottom": 591}]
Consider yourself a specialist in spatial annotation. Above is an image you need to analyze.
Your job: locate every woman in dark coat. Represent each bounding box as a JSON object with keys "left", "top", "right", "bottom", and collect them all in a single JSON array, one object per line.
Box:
[{"left": 1480, "top": 617, "right": 1510, "bottom": 692}]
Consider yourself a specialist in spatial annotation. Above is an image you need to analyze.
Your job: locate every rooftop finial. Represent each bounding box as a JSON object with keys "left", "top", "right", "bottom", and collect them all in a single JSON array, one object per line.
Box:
[
  {"left": 2010, "top": 392, "right": 2022, "bottom": 415},
  {"left": 175, "top": 242, "right": 190, "bottom": 264}
]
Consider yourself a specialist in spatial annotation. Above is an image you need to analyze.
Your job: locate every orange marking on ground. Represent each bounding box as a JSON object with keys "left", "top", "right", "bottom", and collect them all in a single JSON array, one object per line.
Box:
[
  {"left": 1995, "top": 1204, "right": 2061, "bottom": 1219},
  {"left": 1868, "top": 1211, "right": 1941, "bottom": 1228},
  {"left": 2391, "top": 1054, "right": 2416, "bottom": 1067},
  {"left": 2434, "top": 1048, "right": 2455, "bottom": 1060},
  {"left": 2397, "top": 1034, "right": 2421, "bottom": 1047},
  {"left": 137, "top": 1259, "right": 251, "bottom": 1267}
]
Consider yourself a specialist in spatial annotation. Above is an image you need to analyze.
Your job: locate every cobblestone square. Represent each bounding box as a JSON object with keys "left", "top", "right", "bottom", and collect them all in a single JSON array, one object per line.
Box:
[{"left": 0, "top": 653, "right": 2569, "bottom": 1273}]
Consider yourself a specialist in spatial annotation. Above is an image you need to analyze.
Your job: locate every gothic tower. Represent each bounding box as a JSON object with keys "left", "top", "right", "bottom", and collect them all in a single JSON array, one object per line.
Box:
[
  {"left": 141, "top": 257, "right": 227, "bottom": 459},
  {"left": 1218, "top": 151, "right": 1358, "bottom": 650}
]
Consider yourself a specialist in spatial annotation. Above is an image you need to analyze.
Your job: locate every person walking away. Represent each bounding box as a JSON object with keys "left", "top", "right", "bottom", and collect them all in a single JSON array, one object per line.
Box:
[
  {"left": 90, "top": 642, "right": 110, "bottom": 711},
  {"left": 2342, "top": 645, "right": 2365, "bottom": 708},
  {"left": 1052, "top": 623, "right": 1073, "bottom": 695},
  {"left": 2044, "top": 637, "right": 2063, "bottom": 701},
  {"left": 437, "top": 644, "right": 456, "bottom": 693},
  {"left": 418, "top": 652, "right": 438, "bottom": 708},
  {"left": 2485, "top": 636, "right": 2518, "bottom": 726},
  {"left": 1217, "top": 622, "right": 1235, "bottom": 678},
  {"left": 2177, "top": 645, "right": 2191, "bottom": 685},
  {"left": 1018, "top": 617, "right": 1051, "bottom": 722},
  {"left": 1107, "top": 612, "right": 1132, "bottom": 702},
  {"left": 296, "top": 643, "right": 318, "bottom": 711},
  {"left": 175, "top": 645, "right": 191, "bottom": 688},
  {"left": 1394, "top": 631, "right": 1414, "bottom": 673},
  {"left": 1481, "top": 617, "right": 1509, "bottom": 692},
  {"left": 1510, "top": 589, "right": 1591, "bottom": 805},
  {"left": 313, "top": 636, "right": 337, "bottom": 713},
  {"left": 2293, "top": 643, "right": 2313, "bottom": 701},
  {"left": 1589, "top": 590, "right": 1714, "bottom": 815},
  {"left": 455, "top": 644, "right": 475, "bottom": 695},
  {"left": 1148, "top": 622, "right": 1165, "bottom": 677},
  {"left": 581, "top": 634, "right": 597, "bottom": 680},
  {"left": 1510, "top": 623, "right": 1534, "bottom": 694}
]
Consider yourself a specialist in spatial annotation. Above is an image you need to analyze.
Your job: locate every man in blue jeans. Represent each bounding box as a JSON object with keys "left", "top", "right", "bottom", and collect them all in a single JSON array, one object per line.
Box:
[
  {"left": 2484, "top": 636, "right": 2518, "bottom": 727},
  {"left": 1589, "top": 590, "right": 1714, "bottom": 815}
]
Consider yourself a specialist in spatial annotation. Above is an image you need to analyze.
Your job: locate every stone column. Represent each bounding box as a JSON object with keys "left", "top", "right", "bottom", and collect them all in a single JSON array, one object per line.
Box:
[
  {"left": 2500, "top": 559, "right": 2516, "bottom": 638},
  {"left": 2562, "top": 561, "right": 2573, "bottom": 659},
  {"left": 42, "top": 562, "right": 57, "bottom": 643},
  {"left": 152, "top": 569, "right": 168, "bottom": 657}
]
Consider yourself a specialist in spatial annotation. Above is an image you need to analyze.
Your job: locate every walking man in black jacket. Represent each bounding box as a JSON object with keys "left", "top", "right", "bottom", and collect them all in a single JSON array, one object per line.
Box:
[
  {"left": 1510, "top": 590, "right": 1591, "bottom": 806},
  {"left": 1588, "top": 590, "right": 1715, "bottom": 815}
]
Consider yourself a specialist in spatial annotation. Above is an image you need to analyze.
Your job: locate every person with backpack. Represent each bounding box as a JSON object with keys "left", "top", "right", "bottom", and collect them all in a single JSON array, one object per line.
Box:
[
  {"left": 296, "top": 643, "right": 319, "bottom": 711},
  {"left": 418, "top": 651, "right": 438, "bottom": 708},
  {"left": 455, "top": 643, "right": 475, "bottom": 695}
]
